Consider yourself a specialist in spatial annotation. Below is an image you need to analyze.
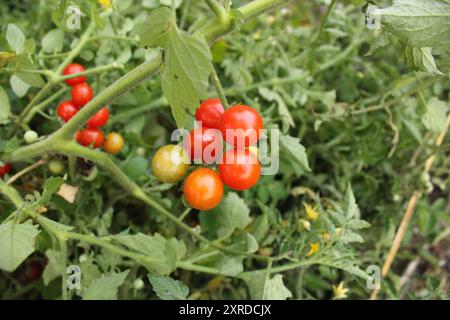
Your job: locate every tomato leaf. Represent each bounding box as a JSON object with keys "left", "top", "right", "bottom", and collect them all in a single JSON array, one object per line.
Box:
[
  {"left": 0, "top": 220, "right": 40, "bottom": 272},
  {"left": 378, "top": 0, "right": 450, "bottom": 49},
  {"left": 82, "top": 270, "right": 130, "bottom": 300},
  {"left": 246, "top": 274, "right": 292, "bottom": 300},
  {"left": 161, "top": 30, "right": 212, "bottom": 128},
  {"left": 200, "top": 192, "right": 251, "bottom": 238},
  {"left": 139, "top": 7, "right": 174, "bottom": 47},
  {"left": 6, "top": 24, "right": 25, "bottom": 54},
  {"left": 0, "top": 85, "right": 12, "bottom": 124},
  {"left": 421, "top": 97, "right": 449, "bottom": 132},
  {"left": 279, "top": 134, "right": 310, "bottom": 172},
  {"left": 148, "top": 274, "right": 189, "bottom": 300}
]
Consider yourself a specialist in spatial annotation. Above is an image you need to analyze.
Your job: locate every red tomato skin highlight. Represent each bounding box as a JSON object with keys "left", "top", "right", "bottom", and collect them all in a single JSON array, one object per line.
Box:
[
  {"left": 86, "top": 107, "right": 109, "bottom": 128},
  {"left": 76, "top": 128, "right": 104, "bottom": 148},
  {"left": 63, "top": 63, "right": 87, "bottom": 86},
  {"left": 184, "top": 168, "right": 224, "bottom": 211},
  {"left": 219, "top": 104, "right": 264, "bottom": 148},
  {"left": 57, "top": 100, "right": 79, "bottom": 122},
  {"left": 71, "top": 83, "right": 93, "bottom": 108},
  {"left": 218, "top": 149, "right": 261, "bottom": 190},
  {"left": 195, "top": 98, "right": 225, "bottom": 129},
  {"left": 0, "top": 163, "right": 12, "bottom": 178}
]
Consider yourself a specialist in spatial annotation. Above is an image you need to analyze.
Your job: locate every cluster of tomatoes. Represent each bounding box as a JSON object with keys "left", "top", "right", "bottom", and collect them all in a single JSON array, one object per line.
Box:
[
  {"left": 57, "top": 63, "right": 124, "bottom": 154},
  {"left": 151, "top": 98, "right": 264, "bottom": 211}
]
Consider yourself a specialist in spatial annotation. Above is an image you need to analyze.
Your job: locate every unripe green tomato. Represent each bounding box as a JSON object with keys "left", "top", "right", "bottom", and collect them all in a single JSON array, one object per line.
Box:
[
  {"left": 24, "top": 130, "right": 38, "bottom": 144},
  {"left": 48, "top": 159, "right": 65, "bottom": 175},
  {"left": 151, "top": 144, "right": 189, "bottom": 183},
  {"left": 133, "top": 278, "right": 144, "bottom": 290},
  {"left": 136, "top": 147, "right": 146, "bottom": 156}
]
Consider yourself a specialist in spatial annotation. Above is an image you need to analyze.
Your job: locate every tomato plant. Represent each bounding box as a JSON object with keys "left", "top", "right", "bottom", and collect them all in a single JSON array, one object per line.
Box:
[{"left": 0, "top": 0, "right": 449, "bottom": 303}]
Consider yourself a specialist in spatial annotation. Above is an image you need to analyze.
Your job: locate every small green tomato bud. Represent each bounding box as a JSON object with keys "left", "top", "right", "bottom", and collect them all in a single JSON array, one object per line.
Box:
[
  {"left": 79, "top": 254, "right": 88, "bottom": 263},
  {"left": 136, "top": 147, "right": 146, "bottom": 156},
  {"left": 48, "top": 159, "right": 65, "bottom": 175},
  {"left": 24, "top": 130, "right": 38, "bottom": 144},
  {"left": 133, "top": 278, "right": 144, "bottom": 290}
]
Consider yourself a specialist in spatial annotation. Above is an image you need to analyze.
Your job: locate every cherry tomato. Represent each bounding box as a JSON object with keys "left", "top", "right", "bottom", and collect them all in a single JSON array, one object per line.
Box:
[
  {"left": 151, "top": 144, "right": 189, "bottom": 183},
  {"left": 26, "top": 261, "right": 44, "bottom": 282},
  {"left": 63, "top": 63, "right": 87, "bottom": 86},
  {"left": 24, "top": 130, "right": 38, "bottom": 144},
  {"left": 71, "top": 83, "right": 93, "bottom": 108},
  {"left": 86, "top": 107, "right": 109, "bottom": 128},
  {"left": 103, "top": 132, "right": 124, "bottom": 154},
  {"left": 184, "top": 127, "right": 223, "bottom": 164},
  {"left": 76, "top": 128, "right": 104, "bottom": 148},
  {"left": 219, "top": 104, "right": 264, "bottom": 148},
  {"left": 57, "top": 100, "right": 78, "bottom": 122},
  {"left": 48, "top": 159, "right": 65, "bottom": 175},
  {"left": 218, "top": 149, "right": 260, "bottom": 190},
  {"left": 195, "top": 98, "right": 224, "bottom": 129},
  {"left": 184, "top": 168, "right": 224, "bottom": 211},
  {"left": 0, "top": 163, "right": 12, "bottom": 178}
]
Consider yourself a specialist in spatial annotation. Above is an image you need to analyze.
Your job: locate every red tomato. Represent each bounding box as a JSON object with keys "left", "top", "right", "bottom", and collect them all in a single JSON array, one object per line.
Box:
[
  {"left": 195, "top": 98, "right": 225, "bottom": 129},
  {"left": 219, "top": 104, "right": 264, "bottom": 148},
  {"left": 86, "top": 107, "right": 109, "bottom": 128},
  {"left": 57, "top": 100, "right": 79, "bottom": 122},
  {"left": 184, "top": 168, "right": 224, "bottom": 210},
  {"left": 71, "top": 83, "right": 93, "bottom": 108},
  {"left": 63, "top": 63, "right": 87, "bottom": 86},
  {"left": 218, "top": 149, "right": 261, "bottom": 190},
  {"left": 184, "top": 127, "right": 223, "bottom": 164},
  {"left": 76, "top": 128, "right": 104, "bottom": 148},
  {"left": 0, "top": 163, "right": 12, "bottom": 178},
  {"left": 27, "top": 262, "right": 43, "bottom": 282}
]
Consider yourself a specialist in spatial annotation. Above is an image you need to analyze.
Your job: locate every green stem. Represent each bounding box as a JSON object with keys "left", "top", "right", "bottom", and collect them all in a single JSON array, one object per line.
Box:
[
  {"left": 57, "top": 63, "right": 124, "bottom": 82},
  {"left": 14, "top": 82, "right": 54, "bottom": 128},
  {"left": 211, "top": 66, "right": 230, "bottom": 108},
  {"left": 60, "top": 239, "right": 68, "bottom": 300},
  {"left": 204, "top": 0, "right": 228, "bottom": 22},
  {"left": 68, "top": 155, "right": 76, "bottom": 183},
  {"left": 55, "top": 54, "right": 163, "bottom": 140},
  {"left": 178, "top": 207, "right": 192, "bottom": 221},
  {"left": 108, "top": 97, "right": 168, "bottom": 125},
  {"left": 224, "top": 74, "right": 307, "bottom": 96},
  {"left": 23, "top": 87, "right": 68, "bottom": 125},
  {"left": 55, "top": 22, "right": 96, "bottom": 75},
  {"left": 313, "top": 0, "right": 338, "bottom": 44},
  {"left": 14, "top": 21, "right": 96, "bottom": 129}
]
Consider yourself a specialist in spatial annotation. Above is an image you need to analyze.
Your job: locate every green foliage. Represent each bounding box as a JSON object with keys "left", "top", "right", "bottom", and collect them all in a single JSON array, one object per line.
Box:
[
  {"left": 0, "top": 0, "right": 448, "bottom": 301},
  {"left": 148, "top": 274, "right": 190, "bottom": 300},
  {"left": 0, "top": 220, "right": 40, "bottom": 272}
]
